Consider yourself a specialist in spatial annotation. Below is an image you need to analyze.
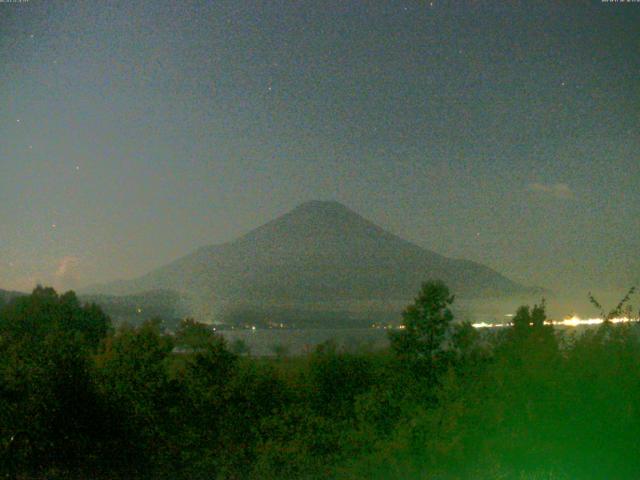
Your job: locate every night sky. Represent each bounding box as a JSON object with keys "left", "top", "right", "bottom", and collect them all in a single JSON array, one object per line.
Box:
[{"left": 1, "top": 1, "right": 638, "bottom": 306}]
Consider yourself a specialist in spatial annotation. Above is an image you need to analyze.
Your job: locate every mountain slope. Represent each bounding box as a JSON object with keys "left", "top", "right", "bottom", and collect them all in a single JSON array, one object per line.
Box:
[
  {"left": 86, "top": 201, "right": 531, "bottom": 323},
  {"left": 0, "top": 288, "right": 26, "bottom": 305}
]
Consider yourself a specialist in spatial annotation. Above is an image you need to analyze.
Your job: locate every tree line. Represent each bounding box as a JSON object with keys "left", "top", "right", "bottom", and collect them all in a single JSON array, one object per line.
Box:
[{"left": 0, "top": 282, "right": 639, "bottom": 479}]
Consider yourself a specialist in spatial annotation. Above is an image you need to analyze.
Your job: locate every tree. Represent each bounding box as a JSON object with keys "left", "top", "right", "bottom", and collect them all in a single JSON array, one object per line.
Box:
[
  {"left": 512, "top": 305, "right": 531, "bottom": 333},
  {"left": 270, "top": 343, "right": 290, "bottom": 359},
  {"left": 389, "top": 281, "right": 455, "bottom": 375},
  {"left": 174, "top": 317, "right": 216, "bottom": 350},
  {"left": 0, "top": 286, "right": 111, "bottom": 350},
  {"left": 531, "top": 301, "right": 546, "bottom": 328},
  {"left": 308, "top": 340, "right": 373, "bottom": 418},
  {"left": 588, "top": 286, "right": 636, "bottom": 323},
  {"left": 0, "top": 288, "right": 120, "bottom": 477},
  {"left": 177, "top": 328, "right": 238, "bottom": 478},
  {"left": 504, "top": 300, "right": 558, "bottom": 373},
  {"left": 95, "top": 319, "right": 178, "bottom": 475},
  {"left": 451, "top": 320, "right": 484, "bottom": 368},
  {"left": 511, "top": 301, "right": 547, "bottom": 337},
  {"left": 230, "top": 338, "right": 251, "bottom": 356}
]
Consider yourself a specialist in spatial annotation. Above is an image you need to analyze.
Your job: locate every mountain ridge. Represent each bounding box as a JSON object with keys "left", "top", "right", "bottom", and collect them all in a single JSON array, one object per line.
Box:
[
  {"left": 84, "top": 201, "right": 536, "bottom": 324},
  {"left": 0, "top": 288, "right": 26, "bottom": 304}
]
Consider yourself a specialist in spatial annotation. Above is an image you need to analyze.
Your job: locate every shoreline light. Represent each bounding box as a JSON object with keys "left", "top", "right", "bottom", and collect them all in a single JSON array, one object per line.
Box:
[{"left": 472, "top": 316, "right": 634, "bottom": 329}]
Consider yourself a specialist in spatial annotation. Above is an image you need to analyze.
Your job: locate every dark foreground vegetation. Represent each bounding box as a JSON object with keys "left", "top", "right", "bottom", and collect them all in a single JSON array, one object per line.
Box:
[{"left": 1, "top": 284, "right": 639, "bottom": 479}]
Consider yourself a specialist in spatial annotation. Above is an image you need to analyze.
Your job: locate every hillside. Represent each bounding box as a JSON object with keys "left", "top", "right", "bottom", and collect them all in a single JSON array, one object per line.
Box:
[{"left": 0, "top": 288, "right": 26, "bottom": 305}]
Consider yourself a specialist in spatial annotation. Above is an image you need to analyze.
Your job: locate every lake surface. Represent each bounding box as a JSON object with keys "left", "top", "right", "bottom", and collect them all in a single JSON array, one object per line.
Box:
[
  {"left": 218, "top": 316, "right": 637, "bottom": 356},
  {"left": 219, "top": 328, "right": 390, "bottom": 356}
]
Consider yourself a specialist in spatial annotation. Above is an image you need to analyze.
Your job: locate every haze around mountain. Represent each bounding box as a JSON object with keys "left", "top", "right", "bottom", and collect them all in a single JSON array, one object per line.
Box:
[{"left": 85, "top": 201, "right": 538, "bottom": 325}]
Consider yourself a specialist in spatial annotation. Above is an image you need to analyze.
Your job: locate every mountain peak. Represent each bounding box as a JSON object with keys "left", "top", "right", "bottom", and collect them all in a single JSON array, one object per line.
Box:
[
  {"left": 88, "top": 201, "right": 530, "bottom": 311},
  {"left": 269, "top": 200, "right": 378, "bottom": 236},
  {"left": 297, "top": 199, "right": 346, "bottom": 207},
  {"left": 292, "top": 200, "right": 356, "bottom": 216}
]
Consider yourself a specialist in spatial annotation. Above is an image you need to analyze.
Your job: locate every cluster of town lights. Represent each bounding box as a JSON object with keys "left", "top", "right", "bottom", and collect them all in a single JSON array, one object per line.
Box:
[{"left": 471, "top": 316, "right": 635, "bottom": 329}]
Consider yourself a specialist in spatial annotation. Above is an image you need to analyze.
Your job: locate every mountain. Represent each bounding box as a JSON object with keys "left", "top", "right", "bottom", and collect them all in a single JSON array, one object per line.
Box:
[
  {"left": 85, "top": 201, "right": 534, "bottom": 325},
  {"left": 0, "top": 288, "right": 26, "bottom": 305}
]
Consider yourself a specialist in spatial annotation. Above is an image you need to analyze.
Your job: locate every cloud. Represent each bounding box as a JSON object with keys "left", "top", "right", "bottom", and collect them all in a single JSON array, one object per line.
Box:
[
  {"left": 528, "top": 182, "right": 575, "bottom": 200},
  {"left": 54, "top": 256, "right": 81, "bottom": 289}
]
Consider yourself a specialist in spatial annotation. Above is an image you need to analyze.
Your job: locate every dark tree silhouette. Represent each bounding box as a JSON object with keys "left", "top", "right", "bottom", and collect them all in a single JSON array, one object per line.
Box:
[
  {"left": 389, "top": 280, "right": 455, "bottom": 378},
  {"left": 589, "top": 286, "right": 636, "bottom": 322}
]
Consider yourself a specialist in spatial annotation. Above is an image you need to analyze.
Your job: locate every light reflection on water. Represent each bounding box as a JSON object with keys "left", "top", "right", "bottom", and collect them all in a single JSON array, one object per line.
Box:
[{"left": 220, "top": 317, "right": 636, "bottom": 356}]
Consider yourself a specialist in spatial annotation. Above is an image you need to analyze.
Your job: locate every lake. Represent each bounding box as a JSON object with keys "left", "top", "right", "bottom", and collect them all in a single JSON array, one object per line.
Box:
[{"left": 219, "top": 327, "right": 390, "bottom": 356}]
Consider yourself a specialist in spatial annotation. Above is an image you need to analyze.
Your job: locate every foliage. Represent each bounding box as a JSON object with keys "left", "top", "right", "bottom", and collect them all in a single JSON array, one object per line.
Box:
[
  {"left": 230, "top": 338, "right": 251, "bottom": 356},
  {"left": 173, "top": 317, "right": 215, "bottom": 349},
  {"left": 0, "top": 286, "right": 111, "bottom": 350},
  {"left": 0, "top": 288, "right": 120, "bottom": 478},
  {"left": 3, "top": 284, "right": 640, "bottom": 478},
  {"left": 588, "top": 286, "right": 637, "bottom": 322},
  {"left": 388, "top": 280, "right": 456, "bottom": 380}
]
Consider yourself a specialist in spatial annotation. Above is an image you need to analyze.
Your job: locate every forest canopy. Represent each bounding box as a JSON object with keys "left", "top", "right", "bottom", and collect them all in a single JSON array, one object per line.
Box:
[{"left": 0, "top": 283, "right": 639, "bottom": 479}]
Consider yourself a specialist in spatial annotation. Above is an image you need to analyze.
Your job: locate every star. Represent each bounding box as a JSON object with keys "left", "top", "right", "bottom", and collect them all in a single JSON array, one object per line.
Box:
[
  {"left": 75, "top": 165, "right": 80, "bottom": 171},
  {"left": 30, "top": 34, "right": 34, "bottom": 39},
  {"left": 16, "top": 119, "right": 20, "bottom": 123},
  {"left": 51, "top": 224, "right": 57, "bottom": 229}
]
